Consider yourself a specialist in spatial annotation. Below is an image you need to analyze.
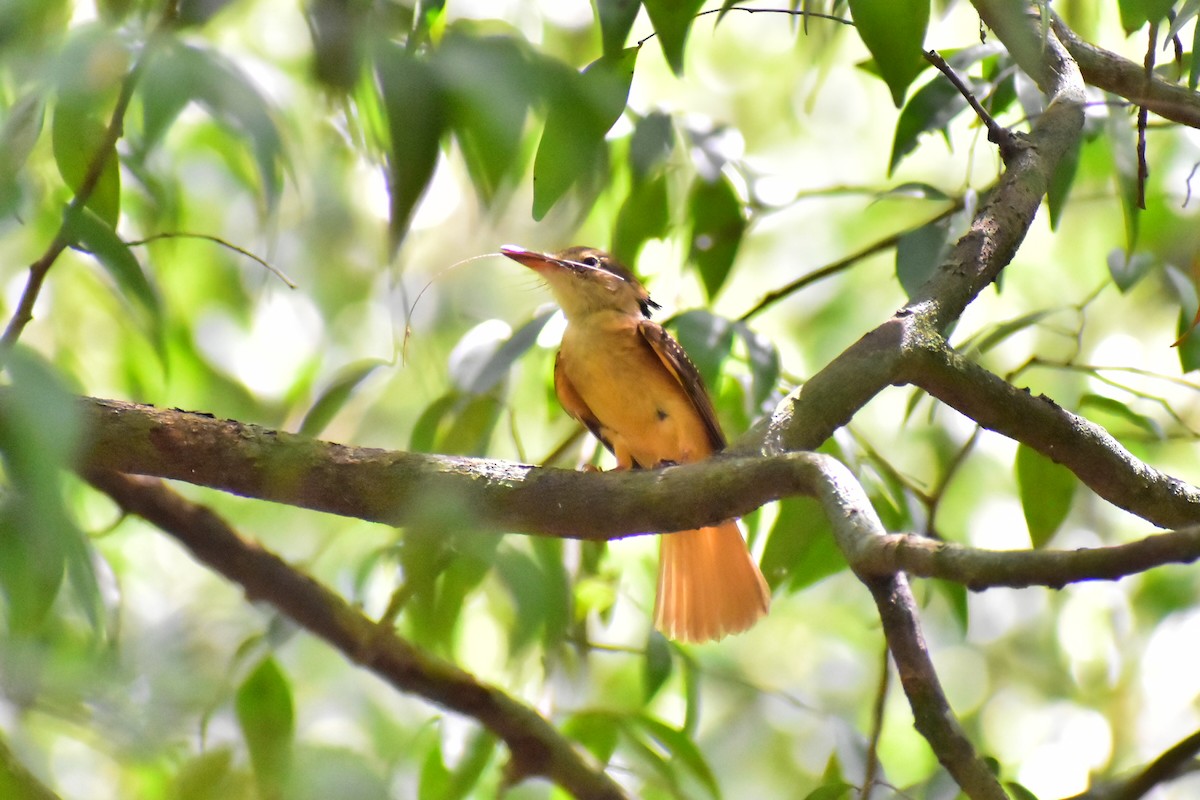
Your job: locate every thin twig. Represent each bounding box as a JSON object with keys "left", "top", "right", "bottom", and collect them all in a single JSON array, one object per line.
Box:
[
  {"left": 860, "top": 643, "right": 891, "bottom": 800},
  {"left": 634, "top": 6, "right": 853, "bottom": 48},
  {"left": 738, "top": 199, "right": 965, "bottom": 321},
  {"left": 0, "top": 2, "right": 180, "bottom": 357},
  {"left": 1137, "top": 24, "right": 1157, "bottom": 209},
  {"left": 1075, "top": 727, "right": 1200, "bottom": 800},
  {"left": 924, "top": 50, "right": 1018, "bottom": 156},
  {"left": 126, "top": 232, "right": 296, "bottom": 288}
]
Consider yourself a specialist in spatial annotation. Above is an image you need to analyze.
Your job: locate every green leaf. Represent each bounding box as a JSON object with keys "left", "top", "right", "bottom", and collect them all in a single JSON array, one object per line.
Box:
[
  {"left": 643, "top": 630, "right": 674, "bottom": 701},
  {"left": 139, "top": 43, "right": 287, "bottom": 212},
  {"left": 629, "top": 111, "right": 674, "bottom": 181},
  {"left": 597, "top": 0, "right": 642, "bottom": 58},
  {"left": 533, "top": 47, "right": 637, "bottom": 219},
  {"left": 410, "top": 393, "right": 459, "bottom": 453},
  {"left": 1014, "top": 444, "right": 1076, "bottom": 547},
  {"left": 438, "top": 30, "right": 535, "bottom": 204},
  {"left": 614, "top": 173, "right": 670, "bottom": 268},
  {"left": 889, "top": 74, "right": 966, "bottom": 175},
  {"left": 760, "top": 497, "right": 843, "bottom": 591},
  {"left": 1105, "top": 98, "right": 1140, "bottom": 254},
  {"left": 733, "top": 321, "right": 781, "bottom": 410},
  {"left": 170, "top": 748, "right": 251, "bottom": 800},
  {"left": 563, "top": 711, "right": 621, "bottom": 764},
  {"left": 438, "top": 394, "right": 504, "bottom": 456},
  {"left": 849, "top": 0, "right": 930, "bottom": 106},
  {"left": 802, "top": 784, "right": 854, "bottom": 800},
  {"left": 643, "top": 0, "right": 705, "bottom": 76},
  {"left": 1046, "top": 130, "right": 1080, "bottom": 230},
  {"left": 632, "top": 715, "right": 721, "bottom": 799},
  {"left": 464, "top": 310, "right": 554, "bottom": 396},
  {"left": 962, "top": 310, "right": 1055, "bottom": 357},
  {"left": 1079, "top": 393, "right": 1163, "bottom": 439},
  {"left": 1106, "top": 248, "right": 1155, "bottom": 293},
  {"left": 1163, "top": 265, "right": 1200, "bottom": 372},
  {"left": 495, "top": 545, "right": 554, "bottom": 655},
  {"left": 1118, "top": 0, "right": 1176, "bottom": 32},
  {"left": 0, "top": 92, "right": 45, "bottom": 216},
  {"left": 375, "top": 42, "right": 447, "bottom": 253},
  {"left": 52, "top": 104, "right": 121, "bottom": 227},
  {"left": 299, "top": 360, "right": 388, "bottom": 437},
  {"left": 419, "top": 734, "right": 451, "bottom": 800},
  {"left": 1192, "top": 15, "right": 1200, "bottom": 90},
  {"left": 1004, "top": 781, "right": 1043, "bottom": 800},
  {"left": 441, "top": 731, "right": 495, "bottom": 800},
  {"left": 895, "top": 215, "right": 950, "bottom": 298},
  {"left": 236, "top": 656, "right": 295, "bottom": 796},
  {"left": 62, "top": 207, "right": 163, "bottom": 349},
  {"left": 0, "top": 350, "right": 87, "bottom": 633},
  {"left": 666, "top": 310, "right": 735, "bottom": 389},
  {"left": 687, "top": 173, "right": 745, "bottom": 300}
]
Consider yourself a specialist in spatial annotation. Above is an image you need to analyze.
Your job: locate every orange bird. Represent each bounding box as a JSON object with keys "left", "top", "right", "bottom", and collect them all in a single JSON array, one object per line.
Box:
[{"left": 501, "top": 244, "right": 769, "bottom": 642}]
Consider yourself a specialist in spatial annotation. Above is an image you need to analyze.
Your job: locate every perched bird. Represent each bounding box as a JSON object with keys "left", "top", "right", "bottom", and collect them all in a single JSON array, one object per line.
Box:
[{"left": 500, "top": 244, "right": 770, "bottom": 642}]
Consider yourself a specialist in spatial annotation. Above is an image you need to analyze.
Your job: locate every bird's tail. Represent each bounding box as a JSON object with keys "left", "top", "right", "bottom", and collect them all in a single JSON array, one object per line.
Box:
[{"left": 654, "top": 521, "right": 770, "bottom": 643}]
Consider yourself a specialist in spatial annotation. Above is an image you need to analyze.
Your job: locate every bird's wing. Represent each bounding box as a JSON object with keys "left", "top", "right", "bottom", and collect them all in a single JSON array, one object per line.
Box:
[
  {"left": 637, "top": 319, "right": 727, "bottom": 452},
  {"left": 553, "top": 350, "right": 616, "bottom": 456}
]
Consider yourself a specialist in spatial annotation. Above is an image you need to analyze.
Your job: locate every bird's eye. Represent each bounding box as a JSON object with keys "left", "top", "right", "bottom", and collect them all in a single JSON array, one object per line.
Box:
[{"left": 581, "top": 256, "right": 600, "bottom": 267}]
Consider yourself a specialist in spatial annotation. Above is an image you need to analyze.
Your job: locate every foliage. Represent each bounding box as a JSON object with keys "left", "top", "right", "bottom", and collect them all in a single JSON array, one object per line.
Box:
[{"left": 0, "top": 0, "right": 1199, "bottom": 799}]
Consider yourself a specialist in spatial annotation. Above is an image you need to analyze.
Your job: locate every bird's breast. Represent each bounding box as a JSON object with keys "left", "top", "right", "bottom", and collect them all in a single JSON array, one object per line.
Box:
[{"left": 558, "top": 317, "right": 713, "bottom": 467}]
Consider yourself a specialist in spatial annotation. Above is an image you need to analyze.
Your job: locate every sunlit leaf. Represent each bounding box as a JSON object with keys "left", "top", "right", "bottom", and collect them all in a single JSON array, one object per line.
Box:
[
  {"left": 760, "top": 497, "right": 843, "bottom": 591},
  {"left": 236, "top": 656, "right": 295, "bottom": 796},
  {"left": 803, "top": 783, "right": 854, "bottom": 800},
  {"left": 52, "top": 104, "right": 121, "bottom": 227},
  {"left": 1117, "top": 0, "right": 1176, "bottom": 32},
  {"left": 375, "top": 42, "right": 447, "bottom": 252},
  {"left": 1047, "top": 131, "right": 1080, "bottom": 230},
  {"left": 1079, "top": 393, "right": 1163, "bottom": 439},
  {"left": 62, "top": 207, "right": 163, "bottom": 348},
  {"left": 849, "top": 0, "right": 930, "bottom": 106},
  {"left": 687, "top": 173, "right": 745, "bottom": 300},
  {"left": 533, "top": 47, "right": 637, "bottom": 219},
  {"left": 597, "top": 0, "right": 642, "bottom": 58},
  {"left": 564, "top": 711, "right": 620, "bottom": 765},
  {"left": 643, "top": 0, "right": 705, "bottom": 76},
  {"left": 170, "top": 748, "right": 251, "bottom": 800},
  {"left": 1015, "top": 444, "right": 1076, "bottom": 547}
]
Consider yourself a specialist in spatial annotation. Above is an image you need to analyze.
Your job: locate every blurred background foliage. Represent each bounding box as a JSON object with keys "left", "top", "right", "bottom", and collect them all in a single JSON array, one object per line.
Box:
[{"left": 0, "top": 0, "right": 1199, "bottom": 797}]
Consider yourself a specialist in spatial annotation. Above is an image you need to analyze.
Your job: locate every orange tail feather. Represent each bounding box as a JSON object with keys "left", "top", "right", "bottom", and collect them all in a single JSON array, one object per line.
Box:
[{"left": 653, "top": 521, "right": 770, "bottom": 643}]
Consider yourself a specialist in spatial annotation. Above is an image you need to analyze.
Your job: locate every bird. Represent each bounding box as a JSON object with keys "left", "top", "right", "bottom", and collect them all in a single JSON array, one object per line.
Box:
[{"left": 500, "top": 244, "right": 770, "bottom": 642}]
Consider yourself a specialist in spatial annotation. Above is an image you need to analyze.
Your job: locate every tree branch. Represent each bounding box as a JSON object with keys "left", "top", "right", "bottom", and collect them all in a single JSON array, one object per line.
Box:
[
  {"left": 82, "top": 469, "right": 631, "bottom": 800},
  {"left": 1051, "top": 13, "right": 1200, "bottom": 129}
]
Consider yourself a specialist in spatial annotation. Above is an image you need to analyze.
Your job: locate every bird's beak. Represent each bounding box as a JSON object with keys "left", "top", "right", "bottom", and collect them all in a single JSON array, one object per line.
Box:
[{"left": 500, "top": 244, "right": 561, "bottom": 274}]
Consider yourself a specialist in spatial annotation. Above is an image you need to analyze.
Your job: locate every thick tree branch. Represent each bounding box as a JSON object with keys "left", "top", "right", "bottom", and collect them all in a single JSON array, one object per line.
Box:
[
  {"left": 82, "top": 469, "right": 630, "bottom": 800},
  {"left": 1052, "top": 13, "right": 1200, "bottom": 129},
  {"left": 902, "top": 341, "right": 1200, "bottom": 529}
]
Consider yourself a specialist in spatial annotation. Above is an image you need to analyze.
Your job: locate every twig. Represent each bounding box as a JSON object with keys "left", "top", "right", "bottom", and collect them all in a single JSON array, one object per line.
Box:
[
  {"left": 634, "top": 6, "right": 853, "bottom": 48},
  {"left": 0, "top": 2, "right": 179, "bottom": 358},
  {"left": 1075, "top": 727, "right": 1200, "bottom": 800},
  {"left": 1137, "top": 24, "right": 1156, "bottom": 209},
  {"left": 125, "top": 232, "right": 296, "bottom": 288},
  {"left": 860, "top": 643, "right": 891, "bottom": 800},
  {"left": 924, "top": 50, "right": 1016, "bottom": 155},
  {"left": 738, "top": 199, "right": 964, "bottom": 321},
  {"left": 82, "top": 469, "right": 631, "bottom": 800}
]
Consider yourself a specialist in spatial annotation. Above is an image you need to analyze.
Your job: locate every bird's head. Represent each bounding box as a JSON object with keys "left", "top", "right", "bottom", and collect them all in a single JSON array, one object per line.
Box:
[{"left": 500, "top": 244, "right": 660, "bottom": 321}]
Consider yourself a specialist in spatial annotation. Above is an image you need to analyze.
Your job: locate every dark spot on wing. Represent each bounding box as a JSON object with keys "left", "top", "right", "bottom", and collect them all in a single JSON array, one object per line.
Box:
[{"left": 656, "top": 408, "right": 669, "bottom": 421}]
